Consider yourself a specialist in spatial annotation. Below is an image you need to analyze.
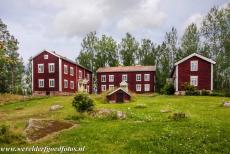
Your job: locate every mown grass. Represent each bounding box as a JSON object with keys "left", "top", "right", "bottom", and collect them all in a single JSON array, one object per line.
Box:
[{"left": 0, "top": 94, "right": 230, "bottom": 153}]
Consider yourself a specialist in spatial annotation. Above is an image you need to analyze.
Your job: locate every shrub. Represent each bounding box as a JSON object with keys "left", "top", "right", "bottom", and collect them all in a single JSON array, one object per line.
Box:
[
  {"left": 72, "top": 93, "right": 94, "bottom": 113},
  {"left": 161, "top": 83, "right": 175, "bottom": 95},
  {"left": 184, "top": 83, "right": 200, "bottom": 96},
  {"left": 201, "top": 89, "right": 210, "bottom": 96},
  {"left": 134, "top": 104, "right": 147, "bottom": 109},
  {"left": 0, "top": 125, "right": 24, "bottom": 144}
]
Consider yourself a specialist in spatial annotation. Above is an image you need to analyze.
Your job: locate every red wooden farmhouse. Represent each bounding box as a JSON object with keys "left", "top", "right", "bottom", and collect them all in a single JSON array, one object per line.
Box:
[
  {"left": 96, "top": 65, "right": 156, "bottom": 94},
  {"left": 31, "top": 50, "right": 92, "bottom": 95},
  {"left": 171, "top": 53, "right": 216, "bottom": 94}
]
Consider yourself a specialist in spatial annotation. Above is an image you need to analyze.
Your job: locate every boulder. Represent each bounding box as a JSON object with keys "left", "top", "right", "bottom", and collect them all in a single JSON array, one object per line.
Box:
[
  {"left": 24, "top": 119, "right": 74, "bottom": 142},
  {"left": 90, "top": 109, "right": 126, "bottom": 119},
  {"left": 223, "top": 101, "right": 230, "bottom": 107},
  {"left": 49, "top": 104, "right": 63, "bottom": 111},
  {"left": 116, "top": 111, "right": 126, "bottom": 119},
  {"left": 160, "top": 109, "right": 171, "bottom": 113}
]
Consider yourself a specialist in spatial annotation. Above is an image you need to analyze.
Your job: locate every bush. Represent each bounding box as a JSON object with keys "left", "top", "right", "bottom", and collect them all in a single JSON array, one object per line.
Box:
[
  {"left": 0, "top": 125, "right": 24, "bottom": 144},
  {"left": 72, "top": 93, "right": 94, "bottom": 113},
  {"left": 169, "top": 112, "right": 186, "bottom": 121},
  {"left": 201, "top": 89, "right": 210, "bottom": 96},
  {"left": 184, "top": 83, "right": 200, "bottom": 96},
  {"left": 161, "top": 83, "right": 175, "bottom": 95}
]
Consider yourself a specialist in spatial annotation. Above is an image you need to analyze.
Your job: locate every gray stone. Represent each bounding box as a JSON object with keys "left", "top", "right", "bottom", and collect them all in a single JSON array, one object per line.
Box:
[
  {"left": 49, "top": 104, "right": 63, "bottom": 111},
  {"left": 223, "top": 102, "right": 230, "bottom": 107}
]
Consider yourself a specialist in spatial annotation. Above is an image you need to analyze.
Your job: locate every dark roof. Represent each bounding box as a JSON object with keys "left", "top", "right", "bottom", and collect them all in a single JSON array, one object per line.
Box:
[{"left": 97, "top": 65, "right": 156, "bottom": 73}]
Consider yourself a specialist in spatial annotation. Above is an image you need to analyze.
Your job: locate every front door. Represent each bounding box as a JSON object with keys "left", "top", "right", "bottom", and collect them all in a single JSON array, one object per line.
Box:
[{"left": 116, "top": 92, "right": 124, "bottom": 103}]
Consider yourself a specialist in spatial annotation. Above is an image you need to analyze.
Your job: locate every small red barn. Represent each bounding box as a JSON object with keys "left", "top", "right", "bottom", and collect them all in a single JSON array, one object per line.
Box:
[
  {"left": 171, "top": 53, "right": 216, "bottom": 94},
  {"left": 107, "top": 88, "right": 131, "bottom": 103},
  {"left": 31, "top": 50, "right": 93, "bottom": 96}
]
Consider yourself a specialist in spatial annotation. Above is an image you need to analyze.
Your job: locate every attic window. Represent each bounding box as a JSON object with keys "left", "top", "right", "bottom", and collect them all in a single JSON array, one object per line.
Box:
[{"left": 44, "top": 55, "right": 48, "bottom": 59}]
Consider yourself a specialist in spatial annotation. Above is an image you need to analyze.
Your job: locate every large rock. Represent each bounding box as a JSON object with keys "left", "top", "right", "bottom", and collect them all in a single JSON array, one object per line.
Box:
[
  {"left": 223, "top": 101, "right": 230, "bottom": 107},
  {"left": 90, "top": 109, "right": 126, "bottom": 119},
  {"left": 24, "top": 119, "right": 74, "bottom": 142},
  {"left": 49, "top": 104, "right": 63, "bottom": 111}
]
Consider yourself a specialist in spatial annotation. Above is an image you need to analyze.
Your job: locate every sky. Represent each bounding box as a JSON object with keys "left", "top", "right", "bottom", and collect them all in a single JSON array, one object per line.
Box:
[{"left": 0, "top": 0, "right": 228, "bottom": 64}]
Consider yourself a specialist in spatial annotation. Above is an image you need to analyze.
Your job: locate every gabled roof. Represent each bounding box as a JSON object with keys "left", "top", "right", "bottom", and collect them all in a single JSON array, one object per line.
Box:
[
  {"left": 31, "top": 50, "right": 92, "bottom": 72},
  {"left": 175, "top": 53, "right": 216, "bottom": 65},
  {"left": 107, "top": 88, "right": 131, "bottom": 96},
  {"left": 97, "top": 65, "right": 156, "bottom": 73}
]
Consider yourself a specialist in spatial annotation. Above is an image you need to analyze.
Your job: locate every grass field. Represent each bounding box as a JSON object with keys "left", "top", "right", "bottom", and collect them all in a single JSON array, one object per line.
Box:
[{"left": 0, "top": 94, "right": 230, "bottom": 154}]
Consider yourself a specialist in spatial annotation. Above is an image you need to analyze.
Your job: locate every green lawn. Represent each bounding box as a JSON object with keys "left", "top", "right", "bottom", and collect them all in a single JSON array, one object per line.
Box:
[{"left": 0, "top": 94, "right": 230, "bottom": 154}]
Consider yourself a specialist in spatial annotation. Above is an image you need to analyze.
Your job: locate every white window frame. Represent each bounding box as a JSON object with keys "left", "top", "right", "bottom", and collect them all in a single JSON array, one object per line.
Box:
[
  {"left": 109, "top": 75, "right": 114, "bottom": 82},
  {"left": 44, "top": 55, "right": 48, "bottom": 59},
  {"left": 101, "top": 75, "right": 106, "bottom": 82},
  {"left": 38, "top": 79, "right": 44, "bottom": 88},
  {"left": 64, "top": 65, "right": 68, "bottom": 74},
  {"left": 190, "top": 61, "right": 198, "bottom": 71},
  {"left": 49, "top": 79, "right": 55, "bottom": 88},
  {"left": 79, "top": 70, "right": 82, "bottom": 79},
  {"left": 109, "top": 85, "right": 114, "bottom": 91},
  {"left": 144, "top": 84, "right": 150, "bottom": 91},
  {"left": 101, "top": 85, "right": 106, "bottom": 92},
  {"left": 64, "top": 79, "right": 68, "bottom": 88},
  {"left": 48, "top": 63, "right": 55, "bottom": 73},
  {"left": 122, "top": 74, "right": 127, "bottom": 81},
  {"left": 38, "top": 64, "right": 44, "bottom": 73},
  {"left": 136, "top": 74, "right": 141, "bottom": 81},
  {"left": 144, "top": 74, "right": 150, "bottom": 81},
  {"left": 70, "top": 81, "right": 74, "bottom": 89},
  {"left": 136, "top": 84, "right": 141, "bottom": 92},
  {"left": 190, "top": 76, "right": 198, "bottom": 86},
  {"left": 70, "top": 67, "right": 74, "bottom": 76}
]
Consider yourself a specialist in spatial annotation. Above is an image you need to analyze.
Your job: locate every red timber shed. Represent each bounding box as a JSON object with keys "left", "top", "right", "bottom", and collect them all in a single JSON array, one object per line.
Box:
[
  {"left": 31, "top": 50, "right": 93, "bottom": 96},
  {"left": 107, "top": 88, "right": 131, "bottom": 103},
  {"left": 171, "top": 53, "right": 216, "bottom": 94},
  {"left": 97, "top": 65, "right": 156, "bottom": 94}
]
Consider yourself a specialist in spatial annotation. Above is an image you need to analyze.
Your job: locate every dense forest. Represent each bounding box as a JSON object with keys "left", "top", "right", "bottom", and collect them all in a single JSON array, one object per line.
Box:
[
  {"left": 0, "top": 5, "right": 229, "bottom": 94},
  {"left": 77, "top": 6, "right": 230, "bottom": 93}
]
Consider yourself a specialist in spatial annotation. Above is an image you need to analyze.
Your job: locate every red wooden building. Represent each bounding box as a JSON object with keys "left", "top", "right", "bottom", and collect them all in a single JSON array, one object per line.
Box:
[
  {"left": 107, "top": 88, "right": 131, "bottom": 103},
  {"left": 96, "top": 65, "right": 156, "bottom": 94},
  {"left": 31, "top": 50, "right": 92, "bottom": 95},
  {"left": 171, "top": 53, "right": 216, "bottom": 94}
]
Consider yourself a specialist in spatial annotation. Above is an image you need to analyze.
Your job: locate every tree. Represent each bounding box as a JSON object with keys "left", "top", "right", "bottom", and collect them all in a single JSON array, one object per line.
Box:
[
  {"left": 119, "top": 33, "right": 139, "bottom": 66},
  {"left": 181, "top": 23, "right": 200, "bottom": 58},
  {"left": 0, "top": 19, "right": 24, "bottom": 94},
  {"left": 138, "top": 39, "right": 157, "bottom": 66}
]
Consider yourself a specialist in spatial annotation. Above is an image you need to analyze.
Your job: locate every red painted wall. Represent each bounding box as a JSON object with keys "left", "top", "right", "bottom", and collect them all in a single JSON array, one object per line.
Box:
[
  {"left": 107, "top": 89, "right": 131, "bottom": 102},
  {"left": 97, "top": 71, "right": 155, "bottom": 93},
  {"left": 178, "top": 56, "right": 211, "bottom": 91},
  {"left": 76, "top": 66, "right": 93, "bottom": 94},
  {"left": 33, "top": 51, "right": 59, "bottom": 92}
]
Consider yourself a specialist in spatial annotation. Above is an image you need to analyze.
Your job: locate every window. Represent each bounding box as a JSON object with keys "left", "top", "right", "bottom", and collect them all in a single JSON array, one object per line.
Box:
[
  {"left": 64, "top": 65, "right": 68, "bottom": 74},
  {"left": 79, "top": 70, "right": 82, "bottom": 79},
  {"left": 38, "top": 64, "right": 44, "bottom": 73},
  {"left": 87, "top": 85, "right": 90, "bottom": 93},
  {"left": 136, "top": 74, "right": 141, "bottom": 81},
  {"left": 101, "top": 75, "right": 106, "bottom": 82},
  {"left": 109, "top": 85, "right": 114, "bottom": 91},
  {"left": 87, "top": 73, "right": 90, "bottom": 80},
  {"left": 144, "top": 74, "right": 150, "bottom": 81},
  {"left": 64, "top": 80, "right": 68, "bottom": 88},
  {"left": 191, "top": 61, "right": 198, "bottom": 71},
  {"left": 144, "top": 84, "right": 150, "bottom": 91},
  {"left": 122, "top": 74, "right": 127, "bottom": 81},
  {"left": 70, "top": 67, "right": 74, "bottom": 76},
  {"left": 136, "top": 84, "right": 141, "bottom": 91},
  {"left": 109, "top": 75, "right": 114, "bottom": 82},
  {"left": 44, "top": 55, "right": 48, "bottom": 59},
  {"left": 49, "top": 79, "right": 55, "bottom": 87},
  {"left": 101, "top": 85, "right": 106, "bottom": 91},
  {"left": 70, "top": 81, "right": 74, "bottom": 89},
  {"left": 38, "top": 79, "right": 44, "bottom": 88},
  {"left": 48, "top": 63, "right": 55, "bottom": 73},
  {"left": 190, "top": 76, "right": 198, "bottom": 86}
]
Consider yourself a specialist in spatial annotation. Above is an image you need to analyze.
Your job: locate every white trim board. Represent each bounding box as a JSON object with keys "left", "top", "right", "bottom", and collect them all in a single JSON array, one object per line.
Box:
[{"left": 175, "top": 53, "right": 216, "bottom": 66}]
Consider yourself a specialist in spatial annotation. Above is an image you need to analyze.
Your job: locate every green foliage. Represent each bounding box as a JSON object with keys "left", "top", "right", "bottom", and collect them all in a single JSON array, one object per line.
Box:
[
  {"left": 184, "top": 83, "right": 200, "bottom": 96},
  {"left": 169, "top": 112, "right": 186, "bottom": 121},
  {"left": 72, "top": 93, "right": 94, "bottom": 112},
  {"left": 161, "top": 83, "right": 175, "bottom": 95},
  {"left": 201, "top": 89, "right": 210, "bottom": 96},
  {"left": 0, "top": 125, "right": 24, "bottom": 144}
]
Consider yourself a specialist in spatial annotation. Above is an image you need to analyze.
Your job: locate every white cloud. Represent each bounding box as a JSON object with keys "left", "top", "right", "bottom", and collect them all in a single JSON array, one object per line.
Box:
[
  {"left": 183, "top": 13, "right": 203, "bottom": 31},
  {"left": 117, "top": 0, "right": 167, "bottom": 32}
]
